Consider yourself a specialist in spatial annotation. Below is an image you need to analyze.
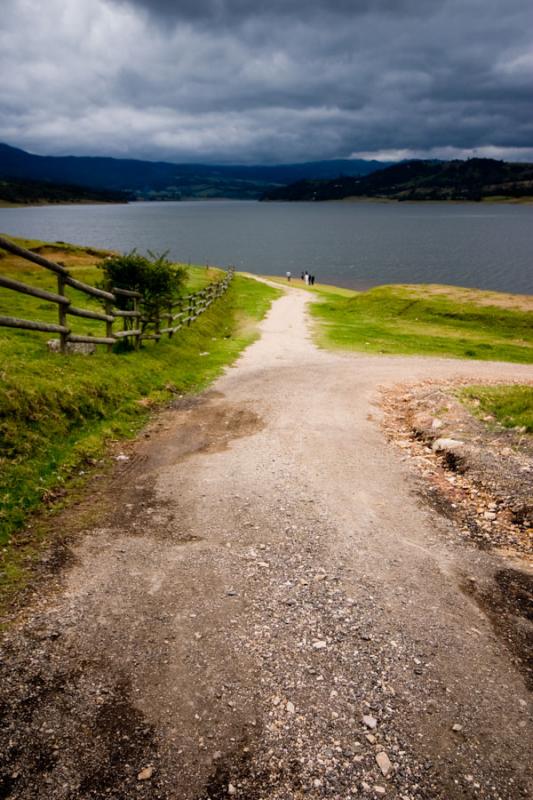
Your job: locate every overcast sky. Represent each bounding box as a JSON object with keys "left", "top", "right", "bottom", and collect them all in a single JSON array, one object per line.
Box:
[{"left": 1, "top": 0, "right": 532, "bottom": 164}]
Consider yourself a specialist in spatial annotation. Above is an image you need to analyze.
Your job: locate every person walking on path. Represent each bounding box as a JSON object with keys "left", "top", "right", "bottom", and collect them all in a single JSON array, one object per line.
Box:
[{"left": 286, "top": 271, "right": 291, "bottom": 282}]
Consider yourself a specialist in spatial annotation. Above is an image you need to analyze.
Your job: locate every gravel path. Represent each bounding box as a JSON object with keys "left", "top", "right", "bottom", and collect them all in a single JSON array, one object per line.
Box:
[{"left": 1, "top": 285, "right": 532, "bottom": 799}]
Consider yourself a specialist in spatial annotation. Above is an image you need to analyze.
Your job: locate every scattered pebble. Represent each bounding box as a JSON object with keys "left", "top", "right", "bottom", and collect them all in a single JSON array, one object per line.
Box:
[
  {"left": 137, "top": 766, "right": 154, "bottom": 781},
  {"left": 376, "top": 750, "right": 392, "bottom": 777}
]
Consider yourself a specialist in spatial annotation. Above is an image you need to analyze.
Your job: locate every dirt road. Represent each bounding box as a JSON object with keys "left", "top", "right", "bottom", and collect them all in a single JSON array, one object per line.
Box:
[{"left": 1, "top": 285, "right": 532, "bottom": 799}]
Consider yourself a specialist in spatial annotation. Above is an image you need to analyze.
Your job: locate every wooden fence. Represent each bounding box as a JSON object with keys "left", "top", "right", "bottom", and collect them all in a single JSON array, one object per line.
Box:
[{"left": 0, "top": 235, "right": 234, "bottom": 353}]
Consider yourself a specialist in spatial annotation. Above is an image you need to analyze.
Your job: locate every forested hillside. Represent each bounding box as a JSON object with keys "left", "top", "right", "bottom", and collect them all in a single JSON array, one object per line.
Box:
[
  {"left": 0, "top": 177, "right": 130, "bottom": 205},
  {"left": 261, "top": 159, "right": 533, "bottom": 202}
]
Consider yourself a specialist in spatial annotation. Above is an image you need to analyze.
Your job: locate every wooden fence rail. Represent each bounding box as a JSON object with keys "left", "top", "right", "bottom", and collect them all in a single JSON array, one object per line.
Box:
[{"left": 0, "top": 235, "right": 234, "bottom": 353}]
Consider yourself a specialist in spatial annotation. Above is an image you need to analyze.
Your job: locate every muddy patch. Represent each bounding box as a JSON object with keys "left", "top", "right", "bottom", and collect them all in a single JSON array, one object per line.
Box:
[
  {"left": 196, "top": 747, "right": 306, "bottom": 800},
  {"left": 196, "top": 743, "right": 261, "bottom": 800},
  {"left": 107, "top": 392, "right": 264, "bottom": 479},
  {"left": 104, "top": 482, "right": 189, "bottom": 541},
  {"left": 462, "top": 568, "right": 533, "bottom": 689},
  {"left": 146, "top": 394, "right": 264, "bottom": 468},
  {"left": 83, "top": 394, "right": 261, "bottom": 540},
  {"left": 95, "top": 393, "right": 264, "bottom": 538},
  {"left": 1, "top": 391, "right": 262, "bottom": 624},
  {"left": 0, "top": 629, "right": 160, "bottom": 799}
]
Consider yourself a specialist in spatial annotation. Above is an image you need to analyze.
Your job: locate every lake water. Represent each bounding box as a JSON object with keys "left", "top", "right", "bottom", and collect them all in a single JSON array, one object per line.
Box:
[{"left": 0, "top": 200, "right": 532, "bottom": 293}]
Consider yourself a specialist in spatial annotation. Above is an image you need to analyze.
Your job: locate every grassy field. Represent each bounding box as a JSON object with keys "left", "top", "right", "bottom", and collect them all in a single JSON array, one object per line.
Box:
[
  {"left": 0, "top": 237, "right": 280, "bottom": 603},
  {"left": 309, "top": 283, "right": 533, "bottom": 362},
  {"left": 459, "top": 385, "right": 533, "bottom": 433}
]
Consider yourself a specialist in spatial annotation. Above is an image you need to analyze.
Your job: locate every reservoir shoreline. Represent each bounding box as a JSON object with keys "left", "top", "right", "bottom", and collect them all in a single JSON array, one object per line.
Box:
[{"left": 1, "top": 199, "right": 532, "bottom": 295}]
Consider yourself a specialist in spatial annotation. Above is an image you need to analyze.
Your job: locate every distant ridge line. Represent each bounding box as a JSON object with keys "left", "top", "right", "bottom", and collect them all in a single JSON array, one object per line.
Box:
[{"left": 0, "top": 143, "right": 388, "bottom": 200}]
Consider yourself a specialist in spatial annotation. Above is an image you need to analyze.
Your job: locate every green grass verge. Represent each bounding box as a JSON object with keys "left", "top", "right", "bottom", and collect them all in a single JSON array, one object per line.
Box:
[
  {"left": 459, "top": 385, "right": 533, "bottom": 433},
  {"left": 310, "top": 284, "right": 533, "bottom": 362},
  {"left": 0, "top": 238, "right": 280, "bottom": 603}
]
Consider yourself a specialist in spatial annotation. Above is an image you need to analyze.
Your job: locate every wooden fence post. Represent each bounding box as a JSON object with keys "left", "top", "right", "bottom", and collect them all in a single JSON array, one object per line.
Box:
[
  {"left": 155, "top": 304, "right": 161, "bottom": 342},
  {"left": 134, "top": 295, "right": 141, "bottom": 350},
  {"left": 57, "top": 274, "right": 68, "bottom": 353},
  {"left": 105, "top": 299, "right": 114, "bottom": 352},
  {"left": 167, "top": 302, "right": 173, "bottom": 339}
]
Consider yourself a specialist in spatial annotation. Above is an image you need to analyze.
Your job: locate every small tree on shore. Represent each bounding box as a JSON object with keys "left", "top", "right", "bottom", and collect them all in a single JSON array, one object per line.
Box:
[{"left": 98, "top": 251, "right": 188, "bottom": 340}]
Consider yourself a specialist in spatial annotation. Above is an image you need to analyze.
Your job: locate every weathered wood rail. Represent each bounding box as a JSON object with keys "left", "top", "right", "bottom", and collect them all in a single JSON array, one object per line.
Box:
[{"left": 0, "top": 235, "right": 234, "bottom": 353}]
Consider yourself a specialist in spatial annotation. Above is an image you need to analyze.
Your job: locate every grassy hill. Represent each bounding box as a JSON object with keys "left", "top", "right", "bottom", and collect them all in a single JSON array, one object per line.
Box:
[
  {"left": 261, "top": 158, "right": 533, "bottom": 202},
  {"left": 310, "top": 283, "right": 533, "bottom": 360}
]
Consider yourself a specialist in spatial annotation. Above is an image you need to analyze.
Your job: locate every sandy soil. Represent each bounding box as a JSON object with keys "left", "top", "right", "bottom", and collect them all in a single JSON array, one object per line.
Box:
[
  {"left": 1, "top": 285, "right": 532, "bottom": 799},
  {"left": 393, "top": 284, "right": 533, "bottom": 312}
]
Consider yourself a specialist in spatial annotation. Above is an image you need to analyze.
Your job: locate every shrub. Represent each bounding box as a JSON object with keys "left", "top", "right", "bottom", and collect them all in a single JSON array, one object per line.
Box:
[{"left": 98, "top": 251, "right": 188, "bottom": 335}]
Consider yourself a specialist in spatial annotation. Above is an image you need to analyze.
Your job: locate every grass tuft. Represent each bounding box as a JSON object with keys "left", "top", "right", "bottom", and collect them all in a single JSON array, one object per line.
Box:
[{"left": 459, "top": 385, "right": 533, "bottom": 433}]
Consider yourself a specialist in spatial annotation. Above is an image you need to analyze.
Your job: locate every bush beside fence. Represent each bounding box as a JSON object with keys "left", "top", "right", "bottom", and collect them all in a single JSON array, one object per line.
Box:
[{"left": 0, "top": 235, "right": 233, "bottom": 353}]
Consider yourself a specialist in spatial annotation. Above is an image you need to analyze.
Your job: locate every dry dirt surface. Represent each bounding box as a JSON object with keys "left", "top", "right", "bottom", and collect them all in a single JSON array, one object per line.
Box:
[
  {"left": 381, "top": 380, "right": 533, "bottom": 558},
  {"left": 1, "top": 284, "right": 532, "bottom": 800}
]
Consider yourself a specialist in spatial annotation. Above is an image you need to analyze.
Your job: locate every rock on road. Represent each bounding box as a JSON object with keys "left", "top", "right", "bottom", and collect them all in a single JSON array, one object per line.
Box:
[{"left": 1, "top": 284, "right": 532, "bottom": 799}]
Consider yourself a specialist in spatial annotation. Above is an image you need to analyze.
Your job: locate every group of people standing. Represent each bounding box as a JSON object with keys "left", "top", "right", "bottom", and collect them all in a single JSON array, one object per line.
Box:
[{"left": 285, "top": 270, "right": 316, "bottom": 285}]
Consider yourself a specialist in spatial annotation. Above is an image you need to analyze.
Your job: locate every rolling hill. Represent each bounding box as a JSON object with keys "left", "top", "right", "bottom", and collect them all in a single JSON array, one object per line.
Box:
[{"left": 261, "top": 158, "right": 533, "bottom": 202}]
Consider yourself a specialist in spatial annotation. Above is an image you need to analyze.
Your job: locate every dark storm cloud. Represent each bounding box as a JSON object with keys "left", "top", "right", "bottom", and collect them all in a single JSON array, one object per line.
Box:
[
  {"left": 1, "top": 0, "right": 532, "bottom": 162},
  {"left": 112, "top": 0, "right": 431, "bottom": 22}
]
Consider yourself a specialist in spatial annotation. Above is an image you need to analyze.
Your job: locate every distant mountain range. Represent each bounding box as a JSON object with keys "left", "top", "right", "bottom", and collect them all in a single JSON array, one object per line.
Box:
[
  {"left": 4, "top": 144, "right": 528, "bottom": 205},
  {"left": 261, "top": 158, "right": 533, "bottom": 202},
  {"left": 0, "top": 143, "right": 387, "bottom": 201}
]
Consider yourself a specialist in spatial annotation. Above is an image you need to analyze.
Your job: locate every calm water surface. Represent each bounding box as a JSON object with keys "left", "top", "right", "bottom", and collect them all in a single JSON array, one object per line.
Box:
[{"left": 0, "top": 200, "right": 531, "bottom": 293}]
